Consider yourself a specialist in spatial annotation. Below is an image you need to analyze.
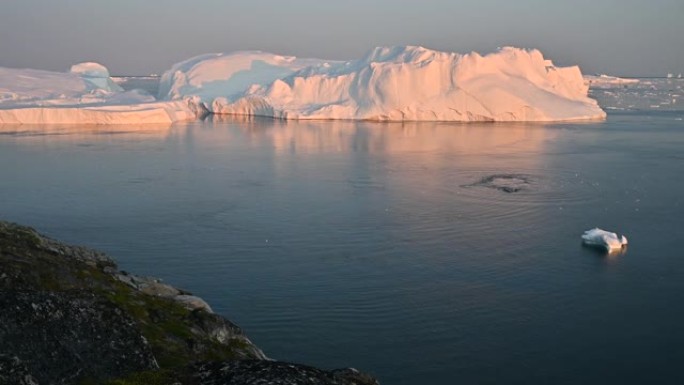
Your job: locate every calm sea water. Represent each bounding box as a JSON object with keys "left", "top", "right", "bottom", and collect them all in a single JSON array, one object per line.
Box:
[{"left": 1, "top": 79, "right": 683, "bottom": 384}]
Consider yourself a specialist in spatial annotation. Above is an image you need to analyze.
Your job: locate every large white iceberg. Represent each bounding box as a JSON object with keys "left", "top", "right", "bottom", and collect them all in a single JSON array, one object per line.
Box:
[
  {"left": 159, "top": 46, "right": 606, "bottom": 122},
  {"left": 0, "top": 63, "right": 195, "bottom": 124},
  {"left": 581, "top": 228, "right": 628, "bottom": 252}
]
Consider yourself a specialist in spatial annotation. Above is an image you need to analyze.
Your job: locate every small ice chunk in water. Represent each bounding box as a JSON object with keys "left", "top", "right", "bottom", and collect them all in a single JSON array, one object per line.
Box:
[{"left": 581, "top": 228, "right": 628, "bottom": 252}]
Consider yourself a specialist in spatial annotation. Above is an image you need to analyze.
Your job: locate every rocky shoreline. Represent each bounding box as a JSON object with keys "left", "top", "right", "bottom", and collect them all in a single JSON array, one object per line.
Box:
[{"left": 0, "top": 221, "right": 378, "bottom": 385}]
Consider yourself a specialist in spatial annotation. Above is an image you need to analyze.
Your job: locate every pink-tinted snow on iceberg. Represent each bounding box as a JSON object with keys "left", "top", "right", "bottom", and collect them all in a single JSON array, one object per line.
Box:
[
  {"left": 159, "top": 46, "right": 606, "bottom": 122},
  {"left": 0, "top": 63, "right": 196, "bottom": 124}
]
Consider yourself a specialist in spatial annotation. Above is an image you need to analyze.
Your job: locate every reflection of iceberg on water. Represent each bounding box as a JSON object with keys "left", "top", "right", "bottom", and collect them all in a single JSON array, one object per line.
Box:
[{"left": 581, "top": 228, "right": 628, "bottom": 252}]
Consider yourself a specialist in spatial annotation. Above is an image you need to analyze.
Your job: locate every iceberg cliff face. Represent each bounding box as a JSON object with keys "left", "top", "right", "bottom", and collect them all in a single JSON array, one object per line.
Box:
[
  {"left": 159, "top": 46, "right": 606, "bottom": 122},
  {"left": 0, "top": 63, "right": 195, "bottom": 124}
]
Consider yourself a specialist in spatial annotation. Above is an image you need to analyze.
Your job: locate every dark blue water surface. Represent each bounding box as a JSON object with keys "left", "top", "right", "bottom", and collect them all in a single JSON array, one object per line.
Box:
[{"left": 1, "top": 86, "right": 684, "bottom": 384}]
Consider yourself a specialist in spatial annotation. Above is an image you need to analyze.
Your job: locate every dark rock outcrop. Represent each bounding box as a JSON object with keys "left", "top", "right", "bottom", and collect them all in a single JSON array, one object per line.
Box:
[
  {"left": 467, "top": 173, "right": 532, "bottom": 193},
  {"left": 0, "top": 221, "right": 378, "bottom": 385},
  {"left": 0, "top": 355, "right": 38, "bottom": 385},
  {"left": 0, "top": 291, "right": 157, "bottom": 383}
]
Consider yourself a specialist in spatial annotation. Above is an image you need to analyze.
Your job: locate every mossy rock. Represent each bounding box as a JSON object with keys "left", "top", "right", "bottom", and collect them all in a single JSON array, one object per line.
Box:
[{"left": 0, "top": 221, "right": 262, "bottom": 384}]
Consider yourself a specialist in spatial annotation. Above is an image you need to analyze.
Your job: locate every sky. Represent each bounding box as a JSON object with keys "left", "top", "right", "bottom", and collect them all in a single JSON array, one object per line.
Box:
[{"left": 0, "top": 0, "right": 682, "bottom": 76}]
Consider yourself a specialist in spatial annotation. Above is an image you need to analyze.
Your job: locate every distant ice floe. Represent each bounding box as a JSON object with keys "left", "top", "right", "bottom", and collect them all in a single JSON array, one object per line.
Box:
[
  {"left": 581, "top": 228, "right": 628, "bottom": 252},
  {"left": 584, "top": 74, "right": 639, "bottom": 88},
  {"left": 159, "top": 46, "right": 606, "bottom": 122},
  {"left": 0, "top": 63, "right": 195, "bottom": 124},
  {"left": 587, "top": 76, "right": 683, "bottom": 113}
]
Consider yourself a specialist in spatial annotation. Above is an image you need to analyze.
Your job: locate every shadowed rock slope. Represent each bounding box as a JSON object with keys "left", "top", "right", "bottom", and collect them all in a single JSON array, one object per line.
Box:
[{"left": 0, "top": 221, "right": 378, "bottom": 385}]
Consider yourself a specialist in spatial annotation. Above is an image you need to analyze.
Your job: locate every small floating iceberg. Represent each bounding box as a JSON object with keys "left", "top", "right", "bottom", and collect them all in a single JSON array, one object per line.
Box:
[{"left": 581, "top": 228, "right": 628, "bottom": 252}]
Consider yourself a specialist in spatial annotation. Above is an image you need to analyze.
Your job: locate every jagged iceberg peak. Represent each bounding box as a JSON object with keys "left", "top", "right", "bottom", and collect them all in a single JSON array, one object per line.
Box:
[
  {"left": 159, "top": 45, "right": 606, "bottom": 122},
  {"left": 287, "top": 46, "right": 458, "bottom": 79},
  {"left": 353, "top": 45, "right": 542, "bottom": 66},
  {"left": 359, "top": 45, "right": 459, "bottom": 65},
  {"left": 377, "top": 46, "right": 559, "bottom": 72}
]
